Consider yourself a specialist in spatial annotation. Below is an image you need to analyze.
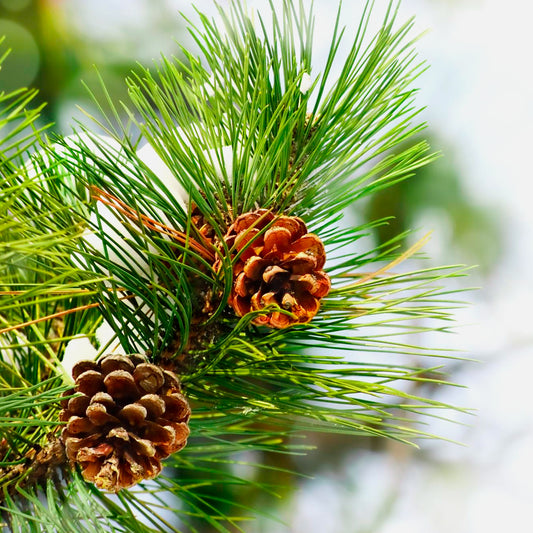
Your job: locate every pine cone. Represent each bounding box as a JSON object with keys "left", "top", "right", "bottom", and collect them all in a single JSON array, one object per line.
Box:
[
  {"left": 60, "top": 354, "right": 190, "bottom": 492},
  {"left": 221, "top": 210, "right": 331, "bottom": 328}
]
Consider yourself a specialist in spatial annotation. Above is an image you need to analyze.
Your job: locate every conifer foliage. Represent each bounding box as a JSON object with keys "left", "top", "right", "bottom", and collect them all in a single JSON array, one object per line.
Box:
[{"left": 0, "top": 2, "right": 467, "bottom": 531}]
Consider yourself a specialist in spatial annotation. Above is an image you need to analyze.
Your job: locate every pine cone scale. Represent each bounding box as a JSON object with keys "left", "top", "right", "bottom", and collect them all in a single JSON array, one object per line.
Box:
[
  {"left": 119, "top": 404, "right": 147, "bottom": 426},
  {"left": 138, "top": 394, "right": 166, "bottom": 418},
  {"left": 282, "top": 253, "right": 317, "bottom": 274},
  {"left": 67, "top": 395, "right": 91, "bottom": 416},
  {"left": 104, "top": 370, "right": 138, "bottom": 398},
  {"left": 264, "top": 226, "right": 292, "bottom": 252},
  {"left": 76, "top": 370, "right": 104, "bottom": 396},
  {"left": 86, "top": 403, "right": 119, "bottom": 426},
  {"left": 243, "top": 256, "right": 268, "bottom": 280}
]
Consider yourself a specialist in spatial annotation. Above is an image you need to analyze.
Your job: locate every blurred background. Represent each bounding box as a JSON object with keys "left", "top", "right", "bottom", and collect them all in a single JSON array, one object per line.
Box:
[{"left": 0, "top": 0, "right": 531, "bottom": 531}]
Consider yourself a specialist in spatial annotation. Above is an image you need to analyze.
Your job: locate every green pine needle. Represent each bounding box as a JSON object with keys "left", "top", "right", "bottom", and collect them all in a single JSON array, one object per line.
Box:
[{"left": 0, "top": 2, "right": 472, "bottom": 531}]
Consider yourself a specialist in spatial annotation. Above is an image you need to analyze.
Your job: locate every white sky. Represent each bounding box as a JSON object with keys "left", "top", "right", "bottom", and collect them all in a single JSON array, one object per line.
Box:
[{"left": 298, "top": 1, "right": 533, "bottom": 531}]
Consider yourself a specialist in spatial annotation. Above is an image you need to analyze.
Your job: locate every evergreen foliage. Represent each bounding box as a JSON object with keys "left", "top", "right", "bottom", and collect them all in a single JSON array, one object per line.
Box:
[{"left": 0, "top": 2, "right": 468, "bottom": 531}]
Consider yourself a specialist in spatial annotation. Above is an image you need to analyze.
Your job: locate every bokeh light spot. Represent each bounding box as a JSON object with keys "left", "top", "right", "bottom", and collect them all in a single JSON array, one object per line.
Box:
[
  {"left": 0, "top": 0, "right": 32, "bottom": 12},
  {"left": 0, "top": 19, "right": 40, "bottom": 92}
]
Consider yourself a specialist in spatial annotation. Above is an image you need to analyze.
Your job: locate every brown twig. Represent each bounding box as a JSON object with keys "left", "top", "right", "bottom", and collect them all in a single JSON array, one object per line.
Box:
[
  {"left": 0, "top": 294, "right": 135, "bottom": 335},
  {"left": 91, "top": 186, "right": 215, "bottom": 261}
]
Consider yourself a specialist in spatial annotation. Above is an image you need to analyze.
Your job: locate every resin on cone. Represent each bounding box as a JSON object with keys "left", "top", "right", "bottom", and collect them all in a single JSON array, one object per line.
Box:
[{"left": 60, "top": 354, "right": 190, "bottom": 491}]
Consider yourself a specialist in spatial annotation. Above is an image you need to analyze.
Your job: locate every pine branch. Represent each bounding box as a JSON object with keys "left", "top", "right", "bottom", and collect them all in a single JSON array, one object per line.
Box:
[{"left": 0, "top": 2, "right": 472, "bottom": 531}]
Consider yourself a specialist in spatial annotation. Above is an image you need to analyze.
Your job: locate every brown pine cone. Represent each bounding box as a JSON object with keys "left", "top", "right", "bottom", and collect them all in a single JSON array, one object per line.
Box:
[
  {"left": 60, "top": 354, "right": 190, "bottom": 492},
  {"left": 221, "top": 210, "right": 331, "bottom": 328}
]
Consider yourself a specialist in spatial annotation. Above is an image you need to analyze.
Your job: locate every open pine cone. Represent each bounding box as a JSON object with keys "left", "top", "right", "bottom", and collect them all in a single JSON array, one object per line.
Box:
[
  {"left": 60, "top": 354, "right": 190, "bottom": 492},
  {"left": 221, "top": 210, "right": 331, "bottom": 328}
]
